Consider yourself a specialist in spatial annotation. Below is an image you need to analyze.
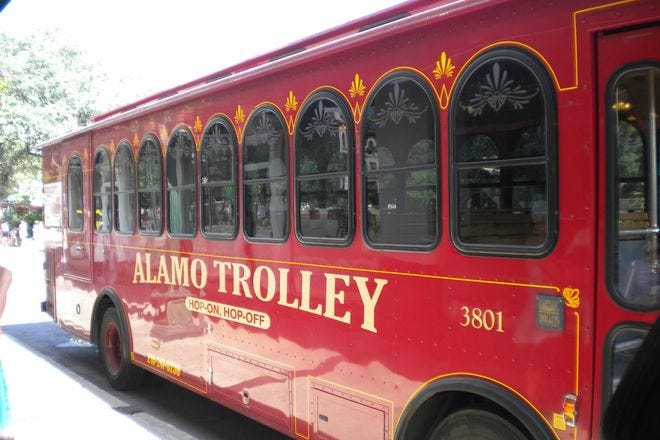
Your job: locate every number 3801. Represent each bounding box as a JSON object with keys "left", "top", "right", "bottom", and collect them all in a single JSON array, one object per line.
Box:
[{"left": 460, "top": 306, "right": 504, "bottom": 333}]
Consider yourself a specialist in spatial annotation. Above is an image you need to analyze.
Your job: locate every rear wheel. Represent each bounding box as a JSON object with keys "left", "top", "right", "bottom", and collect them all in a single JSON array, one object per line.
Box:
[
  {"left": 429, "top": 409, "right": 528, "bottom": 440},
  {"left": 99, "top": 307, "right": 144, "bottom": 390}
]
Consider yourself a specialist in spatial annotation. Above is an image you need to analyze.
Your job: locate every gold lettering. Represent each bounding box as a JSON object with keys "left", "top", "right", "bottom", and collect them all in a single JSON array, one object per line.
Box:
[
  {"left": 323, "top": 273, "right": 351, "bottom": 324},
  {"left": 253, "top": 265, "right": 276, "bottom": 302},
  {"left": 156, "top": 255, "right": 171, "bottom": 284},
  {"left": 146, "top": 353, "right": 181, "bottom": 377},
  {"left": 170, "top": 256, "right": 189, "bottom": 287},
  {"left": 132, "top": 252, "right": 145, "bottom": 283},
  {"left": 132, "top": 252, "right": 389, "bottom": 335},
  {"left": 145, "top": 252, "right": 158, "bottom": 283},
  {"left": 213, "top": 261, "right": 232, "bottom": 293},
  {"left": 299, "top": 270, "right": 322, "bottom": 315},
  {"left": 277, "top": 268, "right": 298, "bottom": 309},
  {"left": 190, "top": 258, "right": 207, "bottom": 289},
  {"left": 232, "top": 263, "right": 253, "bottom": 298},
  {"left": 354, "top": 276, "right": 387, "bottom": 333}
]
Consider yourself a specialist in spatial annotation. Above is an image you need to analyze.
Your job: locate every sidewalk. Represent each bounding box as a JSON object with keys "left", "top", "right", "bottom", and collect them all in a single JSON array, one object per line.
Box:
[
  {"left": 0, "top": 240, "right": 160, "bottom": 439},
  {"left": 0, "top": 332, "right": 160, "bottom": 440}
]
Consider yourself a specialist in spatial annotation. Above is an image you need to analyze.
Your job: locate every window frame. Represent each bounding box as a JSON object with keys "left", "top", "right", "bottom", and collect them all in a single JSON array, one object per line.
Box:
[
  {"left": 166, "top": 126, "right": 198, "bottom": 238},
  {"left": 605, "top": 62, "right": 660, "bottom": 311},
  {"left": 92, "top": 146, "right": 113, "bottom": 234},
  {"left": 242, "top": 105, "right": 290, "bottom": 243},
  {"left": 66, "top": 154, "right": 84, "bottom": 232},
  {"left": 601, "top": 322, "right": 652, "bottom": 413},
  {"left": 294, "top": 90, "right": 355, "bottom": 246},
  {"left": 137, "top": 134, "right": 164, "bottom": 237},
  {"left": 200, "top": 116, "right": 239, "bottom": 240},
  {"left": 113, "top": 141, "right": 136, "bottom": 235},
  {"left": 360, "top": 71, "right": 441, "bottom": 251},
  {"left": 449, "top": 47, "right": 558, "bottom": 257}
]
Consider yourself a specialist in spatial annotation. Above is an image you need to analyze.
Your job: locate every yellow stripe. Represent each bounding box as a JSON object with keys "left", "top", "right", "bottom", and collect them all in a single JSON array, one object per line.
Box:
[{"left": 86, "top": 241, "right": 562, "bottom": 292}]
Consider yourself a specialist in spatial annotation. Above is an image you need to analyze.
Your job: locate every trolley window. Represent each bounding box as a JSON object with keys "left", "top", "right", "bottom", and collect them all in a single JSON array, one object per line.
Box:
[
  {"left": 166, "top": 127, "right": 197, "bottom": 237},
  {"left": 67, "top": 155, "right": 84, "bottom": 232},
  {"left": 200, "top": 117, "right": 238, "bottom": 239},
  {"left": 243, "top": 107, "right": 289, "bottom": 241},
  {"left": 451, "top": 49, "right": 557, "bottom": 256},
  {"left": 137, "top": 136, "right": 163, "bottom": 235},
  {"left": 93, "top": 147, "right": 112, "bottom": 233},
  {"left": 113, "top": 142, "right": 136, "bottom": 234},
  {"left": 361, "top": 73, "right": 439, "bottom": 249},
  {"left": 608, "top": 66, "right": 660, "bottom": 309},
  {"left": 295, "top": 91, "right": 353, "bottom": 244}
]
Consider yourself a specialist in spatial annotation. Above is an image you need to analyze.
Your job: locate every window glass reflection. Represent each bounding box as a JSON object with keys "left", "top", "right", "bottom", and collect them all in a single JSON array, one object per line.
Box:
[
  {"left": 362, "top": 76, "right": 438, "bottom": 247},
  {"left": 201, "top": 119, "right": 237, "bottom": 238},
  {"left": 67, "top": 155, "right": 84, "bottom": 231},
  {"left": 453, "top": 54, "right": 554, "bottom": 252},
  {"left": 167, "top": 128, "right": 197, "bottom": 236},
  {"left": 137, "top": 137, "right": 163, "bottom": 234},
  {"left": 243, "top": 109, "right": 288, "bottom": 240},
  {"left": 113, "top": 143, "right": 135, "bottom": 234},
  {"left": 296, "top": 95, "right": 352, "bottom": 242},
  {"left": 93, "top": 148, "right": 112, "bottom": 232},
  {"left": 611, "top": 67, "right": 660, "bottom": 308}
]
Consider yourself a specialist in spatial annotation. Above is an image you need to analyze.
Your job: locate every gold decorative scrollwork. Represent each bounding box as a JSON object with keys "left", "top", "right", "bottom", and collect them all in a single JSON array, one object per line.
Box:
[
  {"left": 285, "top": 90, "right": 298, "bottom": 112},
  {"left": 234, "top": 105, "right": 246, "bottom": 143},
  {"left": 562, "top": 287, "right": 580, "bottom": 309},
  {"left": 159, "top": 125, "right": 169, "bottom": 155},
  {"left": 234, "top": 105, "right": 245, "bottom": 124},
  {"left": 193, "top": 116, "right": 203, "bottom": 134},
  {"left": 348, "top": 73, "right": 366, "bottom": 123},
  {"left": 433, "top": 51, "right": 455, "bottom": 80},
  {"left": 193, "top": 115, "right": 203, "bottom": 149},
  {"left": 284, "top": 90, "right": 298, "bottom": 135},
  {"left": 432, "top": 51, "right": 455, "bottom": 109}
]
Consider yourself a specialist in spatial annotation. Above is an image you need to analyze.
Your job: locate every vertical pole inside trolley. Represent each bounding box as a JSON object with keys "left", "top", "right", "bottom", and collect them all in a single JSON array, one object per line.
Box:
[{"left": 647, "top": 71, "right": 658, "bottom": 271}]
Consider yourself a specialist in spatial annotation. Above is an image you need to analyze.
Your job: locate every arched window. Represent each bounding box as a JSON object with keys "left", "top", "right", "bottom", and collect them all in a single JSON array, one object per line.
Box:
[
  {"left": 166, "top": 127, "right": 197, "bottom": 236},
  {"left": 93, "top": 147, "right": 112, "bottom": 232},
  {"left": 113, "top": 142, "right": 136, "bottom": 234},
  {"left": 67, "top": 155, "right": 84, "bottom": 231},
  {"left": 137, "top": 135, "right": 163, "bottom": 235},
  {"left": 243, "top": 107, "right": 288, "bottom": 241},
  {"left": 200, "top": 117, "right": 238, "bottom": 239},
  {"left": 450, "top": 48, "right": 557, "bottom": 256},
  {"left": 361, "top": 73, "right": 439, "bottom": 249},
  {"left": 295, "top": 91, "right": 353, "bottom": 244}
]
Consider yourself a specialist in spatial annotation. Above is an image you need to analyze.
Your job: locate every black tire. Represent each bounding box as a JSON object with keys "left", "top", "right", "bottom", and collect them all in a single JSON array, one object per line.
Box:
[
  {"left": 429, "top": 409, "right": 528, "bottom": 440},
  {"left": 98, "top": 307, "right": 144, "bottom": 390}
]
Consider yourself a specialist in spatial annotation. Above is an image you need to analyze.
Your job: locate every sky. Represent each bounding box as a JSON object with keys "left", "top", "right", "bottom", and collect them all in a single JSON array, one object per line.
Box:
[{"left": 0, "top": 0, "right": 403, "bottom": 110}]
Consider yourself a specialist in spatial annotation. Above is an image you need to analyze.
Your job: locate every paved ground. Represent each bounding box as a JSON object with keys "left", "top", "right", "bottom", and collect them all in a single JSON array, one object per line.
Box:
[
  {"left": 0, "top": 333, "right": 164, "bottom": 439},
  {"left": 0, "top": 240, "right": 286, "bottom": 439},
  {"left": 0, "top": 240, "right": 161, "bottom": 439}
]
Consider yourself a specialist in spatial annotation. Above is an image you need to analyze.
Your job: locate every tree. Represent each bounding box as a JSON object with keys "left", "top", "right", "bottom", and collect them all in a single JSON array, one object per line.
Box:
[{"left": 0, "top": 30, "right": 102, "bottom": 202}]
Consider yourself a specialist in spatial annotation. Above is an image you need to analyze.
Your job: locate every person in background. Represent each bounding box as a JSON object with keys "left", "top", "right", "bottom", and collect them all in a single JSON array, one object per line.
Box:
[
  {"left": 0, "top": 222, "right": 8, "bottom": 247},
  {"left": 0, "top": 265, "right": 12, "bottom": 439},
  {"left": 18, "top": 222, "right": 27, "bottom": 243},
  {"left": 8, "top": 226, "right": 18, "bottom": 248}
]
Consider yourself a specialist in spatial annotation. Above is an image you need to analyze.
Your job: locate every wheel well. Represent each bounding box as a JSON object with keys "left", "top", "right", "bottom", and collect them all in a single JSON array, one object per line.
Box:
[
  {"left": 395, "top": 377, "right": 554, "bottom": 440},
  {"left": 400, "top": 391, "right": 532, "bottom": 440},
  {"left": 91, "top": 292, "right": 120, "bottom": 345}
]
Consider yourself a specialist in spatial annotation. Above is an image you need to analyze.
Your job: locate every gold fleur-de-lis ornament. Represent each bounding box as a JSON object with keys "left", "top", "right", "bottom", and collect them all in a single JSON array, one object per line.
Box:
[{"left": 433, "top": 51, "right": 455, "bottom": 80}]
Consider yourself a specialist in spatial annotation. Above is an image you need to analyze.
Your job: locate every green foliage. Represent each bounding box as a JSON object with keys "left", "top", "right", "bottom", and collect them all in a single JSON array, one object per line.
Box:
[
  {"left": 22, "top": 212, "right": 43, "bottom": 226},
  {"left": 617, "top": 119, "right": 645, "bottom": 205},
  {"left": 0, "top": 30, "right": 103, "bottom": 201},
  {"left": 1, "top": 204, "right": 43, "bottom": 228}
]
